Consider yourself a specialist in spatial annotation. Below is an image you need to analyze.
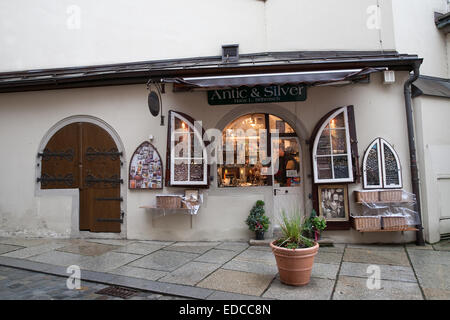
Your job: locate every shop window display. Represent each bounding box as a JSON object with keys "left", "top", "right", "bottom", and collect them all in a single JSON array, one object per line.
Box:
[{"left": 218, "top": 114, "right": 298, "bottom": 188}]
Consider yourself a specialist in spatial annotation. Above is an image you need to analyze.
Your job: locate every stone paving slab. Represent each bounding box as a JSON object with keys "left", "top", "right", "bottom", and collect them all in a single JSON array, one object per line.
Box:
[
  {"left": 433, "top": 240, "right": 450, "bottom": 251},
  {"left": 85, "top": 239, "right": 132, "bottom": 246},
  {"left": 333, "top": 276, "right": 423, "bottom": 300},
  {"left": 233, "top": 248, "right": 276, "bottom": 265},
  {"left": 129, "top": 250, "right": 199, "bottom": 271},
  {"left": 407, "top": 249, "right": 450, "bottom": 266},
  {"left": 314, "top": 251, "right": 343, "bottom": 265},
  {"left": 346, "top": 244, "right": 406, "bottom": 251},
  {"left": 159, "top": 261, "right": 220, "bottom": 286},
  {"left": 318, "top": 245, "right": 346, "bottom": 254},
  {"left": 78, "top": 252, "right": 142, "bottom": 272},
  {"left": 2, "top": 242, "right": 68, "bottom": 259},
  {"left": 56, "top": 241, "right": 119, "bottom": 256},
  {"left": 136, "top": 240, "right": 175, "bottom": 246},
  {"left": 0, "top": 244, "right": 23, "bottom": 255},
  {"left": 262, "top": 277, "right": 335, "bottom": 300},
  {"left": 311, "top": 262, "right": 340, "bottom": 280},
  {"left": 164, "top": 242, "right": 221, "bottom": 254},
  {"left": 248, "top": 246, "right": 272, "bottom": 252},
  {"left": 207, "top": 291, "right": 268, "bottom": 300},
  {"left": 215, "top": 242, "right": 249, "bottom": 252},
  {"left": 343, "top": 248, "right": 410, "bottom": 266},
  {"left": 194, "top": 249, "right": 239, "bottom": 264},
  {"left": 222, "top": 259, "right": 278, "bottom": 277},
  {"left": 422, "top": 287, "right": 450, "bottom": 300},
  {"left": 340, "top": 262, "right": 417, "bottom": 283},
  {"left": 108, "top": 265, "right": 169, "bottom": 281},
  {"left": 26, "top": 250, "right": 93, "bottom": 267},
  {"left": 197, "top": 269, "right": 274, "bottom": 296},
  {"left": 405, "top": 243, "right": 435, "bottom": 251},
  {"left": 0, "top": 238, "right": 53, "bottom": 247},
  {"left": 113, "top": 242, "right": 166, "bottom": 255}
]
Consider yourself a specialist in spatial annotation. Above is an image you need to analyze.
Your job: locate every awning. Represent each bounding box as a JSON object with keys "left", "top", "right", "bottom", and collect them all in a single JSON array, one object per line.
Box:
[
  {"left": 167, "top": 67, "right": 386, "bottom": 90},
  {"left": 412, "top": 76, "right": 450, "bottom": 99}
]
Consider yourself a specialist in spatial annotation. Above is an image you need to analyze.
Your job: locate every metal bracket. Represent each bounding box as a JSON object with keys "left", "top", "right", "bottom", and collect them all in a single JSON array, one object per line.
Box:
[
  {"left": 38, "top": 148, "right": 74, "bottom": 161},
  {"left": 37, "top": 173, "right": 74, "bottom": 186},
  {"left": 86, "top": 147, "right": 122, "bottom": 161},
  {"left": 86, "top": 174, "right": 123, "bottom": 187}
]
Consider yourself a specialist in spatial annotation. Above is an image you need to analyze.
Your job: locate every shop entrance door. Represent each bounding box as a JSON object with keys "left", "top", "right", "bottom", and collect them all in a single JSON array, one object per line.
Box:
[
  {"left": 271, "top": 137, "right": 303, "bottom": 227},
  {"left": 39, "top": 122, "right": 122, "bottom": 233}
]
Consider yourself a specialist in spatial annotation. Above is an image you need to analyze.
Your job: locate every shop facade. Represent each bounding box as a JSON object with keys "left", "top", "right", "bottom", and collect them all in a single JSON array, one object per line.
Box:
[
  {"left": 0, "top": 0, "right": 449, "bottom": 244},
  {"left": 0, "top": 53, "right": 424, "bottom": 243}
]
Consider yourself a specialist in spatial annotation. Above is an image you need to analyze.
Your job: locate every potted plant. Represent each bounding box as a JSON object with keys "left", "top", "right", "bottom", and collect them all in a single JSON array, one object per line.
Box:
[
  {"left": 303, "top": 209, "right": 327, "bottom": 241},
  {"left": 270, "top": 208, "right": 327, "bottom": 286},
  {"left": 245, "top": 200, "right": 270, "bottom": 240}
]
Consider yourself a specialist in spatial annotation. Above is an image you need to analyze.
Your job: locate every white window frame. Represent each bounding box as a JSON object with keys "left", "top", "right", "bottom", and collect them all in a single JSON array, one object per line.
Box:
[
  {"left": 169, "top": 111, "right": 208, "bottom": 186},
  {"left": 362, "top": 138, "right": 402, "bottom": 189},
  {"left": 313, "top": 106, "right": 354, "bottom": 183},
  {"left": 362, "top": 139, "right": 383, "bottom": 189},
  {"left": 380, "top": 139, "right": 402, "bottom": 189}
]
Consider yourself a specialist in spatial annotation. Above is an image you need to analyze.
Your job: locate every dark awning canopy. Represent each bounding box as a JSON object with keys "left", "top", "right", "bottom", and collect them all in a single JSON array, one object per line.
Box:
[
  {"left": 0, "top": 51, "right": 422, "bottom": 93},
  {"left": 167, "top": 67, "right": 385, "bottom": 90},
  {"left": 412, "top": 76, "right": 450, "bottom": 99}
]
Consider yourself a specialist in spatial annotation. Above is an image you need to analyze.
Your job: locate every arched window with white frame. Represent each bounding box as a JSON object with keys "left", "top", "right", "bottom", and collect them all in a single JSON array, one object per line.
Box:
[
  {"left": 167, "top": 110, "right": 208, "bottom": 187},
  {"left": 362, "top": 138, "right": 402, "bottom": 189},
  {"left": 312, "top": 106, "right": 354, "bottom": 183}
]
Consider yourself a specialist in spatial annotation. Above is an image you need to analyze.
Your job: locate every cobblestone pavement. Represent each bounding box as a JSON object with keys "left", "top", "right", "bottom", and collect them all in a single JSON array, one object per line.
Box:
[
  {"left": 0, "top": 237, "right": 449, "bottom": 300},
  {"left": 0, "top": 266, "right": 185, "bottom": 300}
]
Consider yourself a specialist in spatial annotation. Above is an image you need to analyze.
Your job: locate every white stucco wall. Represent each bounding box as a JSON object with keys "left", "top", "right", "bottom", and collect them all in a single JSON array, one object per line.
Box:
[
  {"left": 414, "top": 95, "right": 450, "bottom": 243},
  {"left": 0, "top": 0, "right": 396, "bottom": 72},
  {"left": 0, "top": 71, "right": 416, "bottom": 243},
  {"left": 392, "top": 0, "right": 449, "bottom": 78}
]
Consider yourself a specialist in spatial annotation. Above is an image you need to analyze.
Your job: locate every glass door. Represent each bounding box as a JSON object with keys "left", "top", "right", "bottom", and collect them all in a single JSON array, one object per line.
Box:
[{"left": 271, "top": 137, "right": 303, "bottom": 227}]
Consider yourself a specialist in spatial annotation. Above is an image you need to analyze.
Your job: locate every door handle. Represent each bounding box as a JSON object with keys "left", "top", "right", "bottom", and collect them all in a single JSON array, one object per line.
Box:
[{"left": 274, "top": 189, "right": 281, "bottom": 196}]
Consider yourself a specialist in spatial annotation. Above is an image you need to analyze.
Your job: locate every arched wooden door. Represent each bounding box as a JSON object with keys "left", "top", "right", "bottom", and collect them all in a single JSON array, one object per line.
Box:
[{"left": 39, "top": 122, "right": 123, "bottom": 233}]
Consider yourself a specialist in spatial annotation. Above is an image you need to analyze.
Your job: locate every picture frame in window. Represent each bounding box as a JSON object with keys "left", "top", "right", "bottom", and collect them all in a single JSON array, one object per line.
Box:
[
  {"left": 317, "top": 184, "right": 349, "bottom": 222},
  {"left": 129, "top": 141, "right": 163, "bottom": 190}
]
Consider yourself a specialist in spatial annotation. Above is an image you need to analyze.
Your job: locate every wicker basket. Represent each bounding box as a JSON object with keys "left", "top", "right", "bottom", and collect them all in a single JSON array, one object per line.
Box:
[
  {"left": 354, "top": 191, "right": 379, "bottom": 203},
  {"left": 351, "top": 216, "right": 381, "bottom": 231},
  {"left": 156, "top": 195, "right": 182, "bottom": 209},
  {"left": 382, "top": 216, "right": 408, "bottom": 230},
  {"left": 379, "top": 190, "right": 403, "bottom": 202}
]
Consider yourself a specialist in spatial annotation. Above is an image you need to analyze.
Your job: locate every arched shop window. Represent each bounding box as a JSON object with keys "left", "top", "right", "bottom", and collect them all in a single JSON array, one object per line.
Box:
[
  {"left": 312, "top": 106, "right": 358, "bottom": 183},
  {"left": 362, "top": 138, "right": 402, "bottom": 189},
  {"left": 218, "top": 114, "right": 299, "bottom": 188},
  {"left": 166, "top": 110, "right": 208, "bottom": 187}
]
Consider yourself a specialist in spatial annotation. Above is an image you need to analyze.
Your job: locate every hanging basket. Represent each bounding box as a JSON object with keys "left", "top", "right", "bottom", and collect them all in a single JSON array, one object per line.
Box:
[{"left": 351, "top": 216, "right": 381, "bottom": 231}]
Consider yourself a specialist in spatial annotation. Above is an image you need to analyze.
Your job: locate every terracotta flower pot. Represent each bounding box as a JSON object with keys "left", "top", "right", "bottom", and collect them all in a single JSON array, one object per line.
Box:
[{"left": 270, "top": 241, "right": 319, "bottom": 286}]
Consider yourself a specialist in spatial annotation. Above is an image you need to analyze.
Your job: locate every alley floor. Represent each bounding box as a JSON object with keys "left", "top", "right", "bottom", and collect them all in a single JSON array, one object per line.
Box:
[{"left": 0, "top": 237, "right": 449, "bottom": 300}]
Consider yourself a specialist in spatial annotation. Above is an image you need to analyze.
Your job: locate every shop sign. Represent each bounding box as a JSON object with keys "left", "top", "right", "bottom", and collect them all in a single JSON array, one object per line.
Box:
[{"left": 207, "top": 84, "right": 307, "bottom": 105}]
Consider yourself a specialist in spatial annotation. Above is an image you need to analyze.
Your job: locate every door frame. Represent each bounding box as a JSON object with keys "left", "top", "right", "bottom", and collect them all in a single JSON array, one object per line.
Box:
[
  {"left": 271, "top": 136, "right": 304, "bottom": 227},
  {"left": 35, "top": 115, "right": 127, "bottom": 239}
]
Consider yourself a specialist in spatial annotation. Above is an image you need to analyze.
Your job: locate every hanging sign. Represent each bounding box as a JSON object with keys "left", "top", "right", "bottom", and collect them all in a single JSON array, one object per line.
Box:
[{"left": 207, "top": 84, "right": 307, "bottom": 105}]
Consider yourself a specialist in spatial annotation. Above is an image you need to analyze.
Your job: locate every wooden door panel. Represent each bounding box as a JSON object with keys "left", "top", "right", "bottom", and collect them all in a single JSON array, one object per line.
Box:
[
  {"left": 40, "top": 123, "right": 80, "bottom": 189},
  {"left": 81, "top": 123, "right": 122, "bottom": 233},
  {"left": 88, "top": 188, "right": 122, "bottom": 233}
]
